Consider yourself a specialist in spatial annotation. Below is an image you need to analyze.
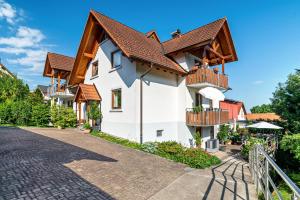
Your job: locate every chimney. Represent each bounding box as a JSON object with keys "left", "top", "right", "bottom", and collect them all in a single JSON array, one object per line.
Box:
[{"left": 171, "top": 29, "right": 181, "bottom": 38}]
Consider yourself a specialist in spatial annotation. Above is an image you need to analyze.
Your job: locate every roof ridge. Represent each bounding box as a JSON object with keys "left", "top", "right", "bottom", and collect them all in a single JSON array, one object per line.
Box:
[{"left": 162, "top": 17, "right": 226, "bottom": 44}]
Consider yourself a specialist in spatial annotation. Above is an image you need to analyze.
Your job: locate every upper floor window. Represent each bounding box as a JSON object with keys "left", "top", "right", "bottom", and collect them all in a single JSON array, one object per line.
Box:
[
  {"left": 111, "top": 50, "right": 122, "bottom": 69},
  {"left": 112, "top": 88, "right": 121, "bottom": 109},
  {"left": 92, "top": 60, "right": 98, "bottom": 77}
]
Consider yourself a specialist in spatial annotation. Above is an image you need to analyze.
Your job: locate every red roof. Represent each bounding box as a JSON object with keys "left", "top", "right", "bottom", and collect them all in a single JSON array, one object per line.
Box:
[
  {"left": 162, "top": 18, "right": 226, "bottom": 54},
  {"left": 220, "top": 99, "right": 246, "bottom": 121},
  {"left": 91, "top": 10, "right": 186, "bottom": 74},
  {"left": 246, "top": 113, "right": 281, "bottom": 121},
  {"left": 47, "top": 52, "right": 75, "bottom": 72},
  {"left": 74, "top": 83, "right": 101, "bottom": 102}
]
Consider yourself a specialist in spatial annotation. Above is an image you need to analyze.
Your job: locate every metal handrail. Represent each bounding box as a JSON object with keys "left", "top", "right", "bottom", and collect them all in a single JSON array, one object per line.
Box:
[{"left": 249, "top": 144, "right": 300, "bottom": 200}]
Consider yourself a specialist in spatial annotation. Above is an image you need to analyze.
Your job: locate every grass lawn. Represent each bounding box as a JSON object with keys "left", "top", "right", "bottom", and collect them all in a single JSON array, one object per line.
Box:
[{"left": 90, "top": 130, "right": 221, "bottom": 169}]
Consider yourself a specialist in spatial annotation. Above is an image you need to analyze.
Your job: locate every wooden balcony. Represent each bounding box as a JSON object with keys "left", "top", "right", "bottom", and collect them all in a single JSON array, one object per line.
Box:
[
  {"left": 186, "top": 68, "right": 228, "bottom": 89},
  {"left": 186, "top": 109, "right": 229, "bottom": 126}
]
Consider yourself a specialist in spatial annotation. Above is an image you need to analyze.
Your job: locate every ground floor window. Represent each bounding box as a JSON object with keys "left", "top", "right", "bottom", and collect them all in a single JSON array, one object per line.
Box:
[{"left": 112, "top": 89, "right": 121, "bottom": 109}]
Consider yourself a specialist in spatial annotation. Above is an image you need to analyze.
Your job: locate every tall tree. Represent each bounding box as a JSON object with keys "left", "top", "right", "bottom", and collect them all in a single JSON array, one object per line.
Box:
[
  {"left": 271, "top": 70, "right": 300, "bottom": 133},
  {"left": 250, "top": 104, "right": 273, "bottom": 113}
]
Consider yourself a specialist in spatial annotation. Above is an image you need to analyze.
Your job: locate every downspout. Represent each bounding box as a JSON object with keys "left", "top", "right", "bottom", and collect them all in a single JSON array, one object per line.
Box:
[{"left": 140, "top": 63, "right": 153, "bottom": 144}]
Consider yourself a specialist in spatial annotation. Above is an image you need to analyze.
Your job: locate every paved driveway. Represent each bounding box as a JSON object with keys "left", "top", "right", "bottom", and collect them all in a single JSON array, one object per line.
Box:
[
  {"left": 0, "top": 127, "right": 256, "bottom": 200},
  {"left": 0, "top": 127, "right": 186, "bottom": 200}
]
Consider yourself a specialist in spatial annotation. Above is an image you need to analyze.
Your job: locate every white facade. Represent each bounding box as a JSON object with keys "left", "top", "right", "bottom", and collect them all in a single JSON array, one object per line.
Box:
[{"left": 79, "top": 38, "right": 226, "bottom": 148}]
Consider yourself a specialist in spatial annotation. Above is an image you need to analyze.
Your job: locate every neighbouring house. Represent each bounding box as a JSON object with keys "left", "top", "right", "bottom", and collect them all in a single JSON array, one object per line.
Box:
[
  {"left": 246, "top": 113, "right": 281, "bottom": 122},
  {"left": 43, "top": 52, "right": 76, "bottom": 108},
  {"left": 36, "top": 85, "right": 51, "bottom": 101},
  {"left": 220, "top": 99, "right": 247, "bottom": 130},
  {"left": 44, "top": 10, "right": 238, "bottom": 149},
  {"left": 0, "top": 62, "right": 15, "bottom": 78}
]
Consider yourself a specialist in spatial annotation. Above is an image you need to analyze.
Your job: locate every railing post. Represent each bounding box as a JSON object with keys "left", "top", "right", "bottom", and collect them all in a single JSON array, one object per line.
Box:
[
  {"left": 255, "top": 146, "right": 259, "bottom": 193},
  {"left": 265, "top": 159, "right": 269, "bottom": 200}
]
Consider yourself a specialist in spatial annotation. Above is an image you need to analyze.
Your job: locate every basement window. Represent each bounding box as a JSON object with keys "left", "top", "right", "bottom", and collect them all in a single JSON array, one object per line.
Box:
[{"left": 156, "top": 130, "right": 163, "bottom": 137}]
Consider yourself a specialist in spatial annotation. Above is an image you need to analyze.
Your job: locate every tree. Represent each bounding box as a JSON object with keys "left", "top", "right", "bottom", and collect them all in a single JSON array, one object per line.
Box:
[
  {"left": 271, "top": 70, "right": 300, "bottom": 133},
  {"left": 0, "top": 73, "right": 29, "bottom": 103},
  {"left": 250, "top": 104, "right": 273, "bottom": 113},
  {"left": 280, "top": 134, "right": 300, "bottom": 160},
  {"left": 88, "top": 101, "right": 101, "bottom": 127}
]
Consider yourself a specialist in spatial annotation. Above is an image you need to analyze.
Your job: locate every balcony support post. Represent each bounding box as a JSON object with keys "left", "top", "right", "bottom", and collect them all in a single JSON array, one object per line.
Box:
[{"left": 222, "top": 59, "right": 225, "bottom": 74}]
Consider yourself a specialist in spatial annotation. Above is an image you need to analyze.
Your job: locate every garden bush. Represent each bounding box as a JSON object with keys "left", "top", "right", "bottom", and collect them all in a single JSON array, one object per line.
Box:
[
  {"left": 241, "top": 137, "right": 265, "bottom": 159},
  {"left": 51, "top": 106, "right": 77, "bottom": 128},
  {"left": 90, "top": 131, "right": 221, "bottom": 169},
  {"left": 83, "top": 122, "right": 91, "bottom": 129},
  {"left": 141, "top": 142, "right": 158, "bottom": 153},
  {"left": 217, "top": 124, "right": 231, "bottom": 143},
  {"left": 31, "top": 103, "right": 50, "bottom": 127}
]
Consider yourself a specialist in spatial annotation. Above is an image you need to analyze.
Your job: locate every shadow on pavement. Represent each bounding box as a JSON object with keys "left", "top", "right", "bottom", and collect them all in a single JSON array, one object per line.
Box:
[{"left": 0, "top": 126, "right": 117, "bottom": 200}]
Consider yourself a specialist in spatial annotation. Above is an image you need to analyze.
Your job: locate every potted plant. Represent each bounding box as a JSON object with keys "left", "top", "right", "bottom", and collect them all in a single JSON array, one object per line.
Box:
[{"left": 82, "top": 122, "right": 91, "bottom": 134}]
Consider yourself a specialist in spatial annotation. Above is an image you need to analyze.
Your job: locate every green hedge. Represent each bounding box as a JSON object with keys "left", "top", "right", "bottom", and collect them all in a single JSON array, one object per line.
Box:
[{"left": 90, "top": 131, "right": 221, "bottom": 169}]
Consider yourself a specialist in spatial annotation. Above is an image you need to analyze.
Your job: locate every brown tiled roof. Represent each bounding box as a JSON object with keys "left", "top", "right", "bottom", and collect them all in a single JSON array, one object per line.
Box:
[
  {"left": 47, "top": 52, "right": 75, "bottom": 72},
  {"left": 246, "top": 113, "right": 281, "bottom": 121},
  {"left": 75, "top": 83, "right": 101, "bottom": 101},
  {"left": 162, "top": 18, "right": 226, "bottom": 54},
  {"left": 91, "top": 10, "right": 186, "bottom": 74}
]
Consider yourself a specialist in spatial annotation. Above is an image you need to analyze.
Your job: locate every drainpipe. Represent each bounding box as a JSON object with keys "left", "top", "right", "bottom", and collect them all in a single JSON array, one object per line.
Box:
[{"left": 140, "top": 63, "right": 153, "bottom": 144}]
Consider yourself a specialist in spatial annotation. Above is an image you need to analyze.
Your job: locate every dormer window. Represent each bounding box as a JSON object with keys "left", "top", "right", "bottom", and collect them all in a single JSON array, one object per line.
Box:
[
  {"left": 111, "top": 50, "right": 122, "bottom": 69},
  {"left": 92, "top": 60, "right": 98, "bottom": 77}
]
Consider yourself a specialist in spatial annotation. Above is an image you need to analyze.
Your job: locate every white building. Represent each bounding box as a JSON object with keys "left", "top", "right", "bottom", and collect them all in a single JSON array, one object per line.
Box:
[{"left": 49, "top": 10, "right": 238, "bottom": 149}]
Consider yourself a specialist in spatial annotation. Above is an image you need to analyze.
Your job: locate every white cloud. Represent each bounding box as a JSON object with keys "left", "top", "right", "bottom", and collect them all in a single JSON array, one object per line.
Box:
[
  {"left": 0, "top": 26, "right": 45, "bottom": 48},
  {"left": 7, "top": 49, "right": 47, "bottom": 72},
  {"left": 252, "top": 80, "right": 264, "bottom": 85},
  {"left": 0, "top": 0, "right": 17, "bottom": 24},
  {"left": 0, "top": 0, "right": 50, "bottom": 88}
]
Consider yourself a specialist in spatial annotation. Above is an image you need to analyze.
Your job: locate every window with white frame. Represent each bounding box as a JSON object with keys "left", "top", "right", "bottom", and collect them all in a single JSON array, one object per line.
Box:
[{"left": 111, "top": 50, "right": 122, "bottom": 68}]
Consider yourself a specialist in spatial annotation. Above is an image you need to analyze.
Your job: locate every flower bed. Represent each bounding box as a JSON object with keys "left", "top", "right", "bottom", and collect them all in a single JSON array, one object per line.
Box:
[{"left": 90, "top": 131, "right": 221, "bottom": 169}]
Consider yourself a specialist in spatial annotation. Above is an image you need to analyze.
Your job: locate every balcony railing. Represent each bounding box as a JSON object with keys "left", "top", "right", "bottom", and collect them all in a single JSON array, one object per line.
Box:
[
  {"left": 186, "top": 108, "right": 229, "bottom": 126},
  {"left": 48, "top": 84, "right": 74, "bottom": 98},
  {"left": 186, "top": 68, "right": 228, "bottom": 89}
]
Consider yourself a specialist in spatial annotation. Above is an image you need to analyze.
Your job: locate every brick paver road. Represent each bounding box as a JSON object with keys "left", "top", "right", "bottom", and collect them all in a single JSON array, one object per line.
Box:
[{"left": 0, "top": 127, "right": 186, "bottom": 200}]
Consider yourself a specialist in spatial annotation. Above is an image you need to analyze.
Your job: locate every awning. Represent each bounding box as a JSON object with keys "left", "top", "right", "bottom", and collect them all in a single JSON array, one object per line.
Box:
[
  {"left": 198, "top": 87, "right": 225, "bottom": 101},
  {"left": 74, "top": 83, "right": 101, "bottom": 102},
  {"left": 246, "top": 121, "right": 283, "bottom": 129}
]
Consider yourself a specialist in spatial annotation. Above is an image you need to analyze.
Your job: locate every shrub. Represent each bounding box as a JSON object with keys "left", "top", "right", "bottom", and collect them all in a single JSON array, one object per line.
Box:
[
  {"left": 141, "top": 142, "right": 158, "bottom": 153},
  {"left": 90, "top": 131, "right": 221, "bottom": 169},
  {"left": 51, "top": 106, "right": 77, "bottom": 128},
  {"left": 31, "top": 103, "right": 50, "bottom": 127},
  {"left": 157, "top": 141, "right": 184, "bottom": 155},
  {"left": 241, "top": 137, "right": 265, "bottom": 159},
  {"left": 83, "top": 122, "right": 91, "bottom": 129},
  {"left": 217, "top": 124, "right": 231, "bottom": 143},
  {"left": 88, "top": 101, "right": 101, "bottom": 126},
  {"left": 194, "top": 131, "right": 201, "bottom": 147},
  {"left": 230, "top": 132, "right": 241, "bottom": 144}
]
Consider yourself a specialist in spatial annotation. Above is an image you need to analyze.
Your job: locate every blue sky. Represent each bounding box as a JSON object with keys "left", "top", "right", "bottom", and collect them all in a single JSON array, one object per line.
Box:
[{"left": 0, "top": 0, "right": 299, "bottom": 111}]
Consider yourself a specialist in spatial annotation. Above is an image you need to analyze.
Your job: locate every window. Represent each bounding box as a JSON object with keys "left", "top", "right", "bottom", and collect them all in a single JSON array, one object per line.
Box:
[
  {"left": 111, "top": 50, "right": 122, "bottom": 68},
  {"left": 92, "top": 60, "right": 98, "bottom": 77},
  {"left": 156, "top": 130, "right": 163, "bottom": 137},
  {"left": 112, "top": 89, "right": 121, "bottom": 109}
]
